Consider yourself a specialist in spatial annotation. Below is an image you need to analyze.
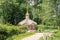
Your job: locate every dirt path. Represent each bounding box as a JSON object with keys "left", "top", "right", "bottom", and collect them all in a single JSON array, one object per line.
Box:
[{"left": 22, "top": 33, "right": 43, "bottom": 40}]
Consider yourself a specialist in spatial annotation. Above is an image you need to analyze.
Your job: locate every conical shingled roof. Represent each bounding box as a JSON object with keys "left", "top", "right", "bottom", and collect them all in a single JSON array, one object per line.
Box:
[
  {"left": 18, "top": 19, "right": 37, "bottom": 25},
  {"left": 18, "top": 11, "right": 37, "bottom": 26}
]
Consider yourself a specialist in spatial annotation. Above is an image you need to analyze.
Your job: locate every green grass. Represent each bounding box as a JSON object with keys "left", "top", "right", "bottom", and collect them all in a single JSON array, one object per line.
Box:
[
  {"left": 6, "top": 32, "right": 35, "bottom": 40},
  {"left": 39, "top": 37, "right": 60, "bottom": 40},
  {"left": 39, "top": 37, "right": 59, "bottom": 40}
]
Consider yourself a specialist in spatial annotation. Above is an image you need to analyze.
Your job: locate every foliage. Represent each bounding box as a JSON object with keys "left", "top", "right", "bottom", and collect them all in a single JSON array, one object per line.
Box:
[
  {"left": 0, "top": 0, "right": 60, "bottom": 40},
  {"left": 0, "top": 24, "right": 33, "bottom": 40},
  {"left": 39, "top": 29, "right": 60, "bottom": 40},
  {"left": 0, "top": 24, "right": 20, "bottom": 40},
  {"left": 20, "top": 25, "right": 27, "bottom": 33},
  {"left": 20, "top": 25, "right": 27, "bottom": 30},
  {"left": 54, "top": 29, "right": 60, "bottom": 37},
  {"left": 36, "top": 24, "right": 58, "bottom": 32},
  {"left": 0, "top": 0, "right": 27, "bottom": 24},
  {"left": 36, "top": 24, "right": 45, "bottom": 32},
  {"left": 0, "top": 0, "right": 60, "bottom": 28}
]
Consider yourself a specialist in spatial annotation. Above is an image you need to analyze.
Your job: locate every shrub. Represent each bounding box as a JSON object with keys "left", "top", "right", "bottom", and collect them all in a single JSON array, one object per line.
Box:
[
  {"left": 0, "top": 24, "right": 20, "bottom": 40},
  {"left": 36, "top": 24, "right": 45, "bottom": 32},
  {"left": 45, "top": 26, "right": 57, "bottom": 29},
  {"left": 54, "top": 30, "right": 60, "bottom": 37},
  {"left": 36, "top": 24, "right": 58, "bottom": 32},
  {"left": 0, "top": 34, "right": 6, "bottom": 40},
  {"left": 20, "top": 25, "right": 27, "bottom": 33}
]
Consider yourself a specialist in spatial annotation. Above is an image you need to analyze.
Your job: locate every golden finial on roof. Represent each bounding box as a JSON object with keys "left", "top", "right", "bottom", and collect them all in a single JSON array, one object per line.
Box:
[{"left": 26, "top": 10, "right": 29, "bottom": 16}]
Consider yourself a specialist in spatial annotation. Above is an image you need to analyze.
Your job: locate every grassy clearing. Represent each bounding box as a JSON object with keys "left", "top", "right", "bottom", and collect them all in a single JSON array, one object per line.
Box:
[{"left": 6, "top": 32, "right": 35, "bottom": 40}]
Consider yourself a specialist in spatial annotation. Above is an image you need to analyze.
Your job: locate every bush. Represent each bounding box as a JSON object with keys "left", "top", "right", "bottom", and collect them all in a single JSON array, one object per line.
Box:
[
  {"left": 36, "top": 24, "right": 45, "bottom": 32},
  {"left": 36, "top": 24, "right": 58, "bottom": 32},
  {"left": 0, "top": 34, "right": 6, "bottom": 40},
  {"left": 20, "top": 25, "right": 27, "bottom": 33},
  {"left": 0, "top": 24, "right": 20, "bottom": 40},
  {"left": 45, "top": 26, "right": 58, "bottom": 29},
  {"left": 54, "top": 30, "right": 60, "bottom": 37},
  {"left": 0, "top": 24, "right": 28, "bottom": 40}
]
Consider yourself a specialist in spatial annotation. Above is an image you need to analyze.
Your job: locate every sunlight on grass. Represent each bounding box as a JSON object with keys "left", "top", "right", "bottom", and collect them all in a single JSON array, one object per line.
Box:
[
  {"left": 7, "top": 32, "right": 35, "bottom": 40},
  {"left": 39, "top": 36, "right": 60, "bottom": 40}
]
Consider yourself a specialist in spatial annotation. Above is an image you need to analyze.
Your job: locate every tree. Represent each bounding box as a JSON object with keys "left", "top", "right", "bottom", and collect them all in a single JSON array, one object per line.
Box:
[{"left": 55, "top": 0, "right": 60, "bottom": 28}]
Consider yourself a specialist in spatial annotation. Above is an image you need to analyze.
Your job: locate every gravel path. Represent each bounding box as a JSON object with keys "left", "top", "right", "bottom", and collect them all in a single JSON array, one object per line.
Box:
[{"left": 22, "top": 33, "right": 43, "bottom": 40}]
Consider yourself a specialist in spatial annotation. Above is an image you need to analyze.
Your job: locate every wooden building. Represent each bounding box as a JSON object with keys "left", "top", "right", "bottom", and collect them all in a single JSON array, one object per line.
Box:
[{"left": 18, "top": 11, "right": 37, "bottom": 32}]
